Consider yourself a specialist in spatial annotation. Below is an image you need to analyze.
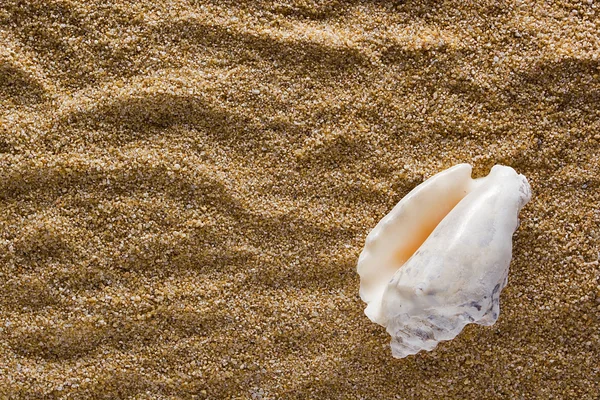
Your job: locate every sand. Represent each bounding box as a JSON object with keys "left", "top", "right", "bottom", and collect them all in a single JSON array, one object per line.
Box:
[{"left": 0, "top": 0, "right": 598, "bottom": 398}]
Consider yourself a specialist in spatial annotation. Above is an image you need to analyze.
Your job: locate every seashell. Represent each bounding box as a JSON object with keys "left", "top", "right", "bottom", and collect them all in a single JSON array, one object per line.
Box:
[{"left": 357, "top": 164, "right": 531, "bottom": 358}]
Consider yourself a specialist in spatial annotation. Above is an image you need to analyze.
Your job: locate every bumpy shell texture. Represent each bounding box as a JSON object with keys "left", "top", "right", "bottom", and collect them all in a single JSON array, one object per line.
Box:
[{"left": 357, "top": 164, "right": 531, "bottom": 358}]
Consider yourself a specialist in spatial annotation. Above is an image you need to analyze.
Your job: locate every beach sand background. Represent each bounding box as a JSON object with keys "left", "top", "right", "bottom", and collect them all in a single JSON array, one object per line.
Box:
[{"left": 0, "top": 0, "right": 599, "bottom": 398}]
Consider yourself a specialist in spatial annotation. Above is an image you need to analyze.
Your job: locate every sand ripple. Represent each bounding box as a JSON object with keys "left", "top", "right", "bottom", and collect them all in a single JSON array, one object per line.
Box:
[{"left": 0, "top": 1, "right": 599, "bottom": 398}]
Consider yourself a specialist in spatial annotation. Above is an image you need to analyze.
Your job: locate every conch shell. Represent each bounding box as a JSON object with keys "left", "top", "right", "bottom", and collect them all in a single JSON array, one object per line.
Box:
[{"left": 357, "top": 164, "right": 531, "bottom": 358}]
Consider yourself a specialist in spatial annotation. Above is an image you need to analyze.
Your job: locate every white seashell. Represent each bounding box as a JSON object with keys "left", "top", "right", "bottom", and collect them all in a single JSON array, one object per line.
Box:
[{"left": 357, "top": 164, "right": 531, "bottom": 358}]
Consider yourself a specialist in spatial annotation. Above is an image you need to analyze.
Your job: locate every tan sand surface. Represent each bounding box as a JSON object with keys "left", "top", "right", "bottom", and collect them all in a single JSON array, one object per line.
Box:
[{"left": 0, "top": 1, "right": 599, "bottom": 398}]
